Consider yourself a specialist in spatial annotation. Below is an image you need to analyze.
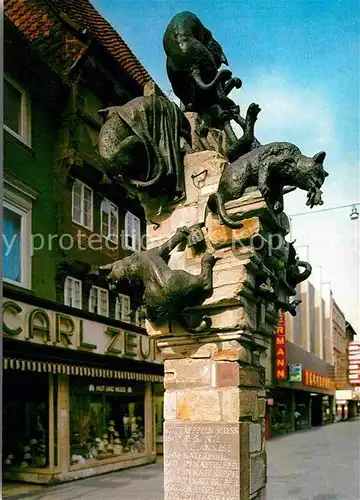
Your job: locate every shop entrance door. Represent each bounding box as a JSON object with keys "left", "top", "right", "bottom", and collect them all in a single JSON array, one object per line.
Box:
[{"left": 311, "top": 395, "right": 323, "bottom": 426}]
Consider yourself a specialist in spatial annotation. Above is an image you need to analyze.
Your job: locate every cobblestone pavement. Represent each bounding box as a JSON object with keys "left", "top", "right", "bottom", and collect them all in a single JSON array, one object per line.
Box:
[{"left": 3, "top": 419, "right": 359, "bottom": 500}]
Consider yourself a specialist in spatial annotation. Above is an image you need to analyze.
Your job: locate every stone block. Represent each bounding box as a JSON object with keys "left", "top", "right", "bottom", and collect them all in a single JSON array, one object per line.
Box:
[
  {"left": 146, "top": 216, "right": 171, "bottom": 241},
  {"left": 257, "top": 398, "right": 267, "bottom": 418},
  {"left": 169, "top": 205, "right": 199, "bottom": 232},
  {"left": 250, "top": 452, "right": 267, "bottom": 494},
  {"left": 221, "top": 387, "right": 240, "bottom": 422},
  {"left": 164, "top": 358, "right": 213, "bottom": 389},
  {"left": 164, "top": 392, "right": 177, "bottom": 421},
  {"left": 183, "top": 150, "right": 227, "bottom": 207},
  {"left": 206, "top": 212, "right": 261, "bottom": 249},
  {"left": 212, "top": 344, "right": 252, "bottom": 363},
  {"left": 164, "top": 421, "right": 241, "bottom": 500},
  {"left": 176, "top": 389, "right": 221, "bottom": 421},
  {"left": 239, "top": 389, "right": 259, "bottom": 418},
  {"left": 249, "top": 423, "right": 262, "bottom": 453},
  {"left": 215, "top": 362, "right": 240, "bottom": 387},
  {"left": 190, "top": 343, "right": 218, "bottom": 359},
  {"left": 205, "top": 307, "right": 248, "bottom": 330},
  {"left": 239, "top": 367, "right": 261, "bottom": 387}
]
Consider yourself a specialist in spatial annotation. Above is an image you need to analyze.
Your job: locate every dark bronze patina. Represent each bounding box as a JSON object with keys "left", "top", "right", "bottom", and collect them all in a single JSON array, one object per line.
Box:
[
  {"left": 98, "top": 94, "right": 191, "bottom": 207},
  {"left": 208, "top": 142, "right": 328, "bottom": 229},
  {"left": 163, "top": 11, "right": 243, "bottom": 129},
  {"left": 100, "top": 226, "right": 217, "bottom": 329},
  {"left": 285, "top": 242, "right": 312, "bottom": 291}
]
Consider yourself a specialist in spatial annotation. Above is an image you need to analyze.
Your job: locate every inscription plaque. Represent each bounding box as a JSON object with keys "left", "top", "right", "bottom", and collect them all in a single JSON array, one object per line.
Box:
[{"left": 164, "top": 422, "right": 240, "bottom": 500}]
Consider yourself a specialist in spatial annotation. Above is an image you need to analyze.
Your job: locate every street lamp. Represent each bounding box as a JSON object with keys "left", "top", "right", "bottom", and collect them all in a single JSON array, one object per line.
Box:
[{"left": 350, "top": 206, "right": 359, "bottom": 220}]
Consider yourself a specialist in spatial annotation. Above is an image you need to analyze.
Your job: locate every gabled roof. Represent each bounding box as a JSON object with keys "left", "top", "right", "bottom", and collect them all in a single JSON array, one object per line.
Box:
[
  {"left": 5, "top": 0, "right": 87, "bottom": 77},
  {"left": 4, "top": 0, "right": 154, "bottom": 88},
  {"left": 49, "top": 0, "right": 153, "bottom": 87}
]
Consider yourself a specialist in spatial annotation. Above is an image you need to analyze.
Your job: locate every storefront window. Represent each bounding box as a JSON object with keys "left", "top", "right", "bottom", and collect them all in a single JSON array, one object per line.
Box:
[
  {"left": 69, "top": 378, "right": 145, "bottom": 465},
  {"left": 270, "top": 392, "right": 292, "bottom": 435},
  {"left": 322, "top": 396, "right": 333, "bottom": 424},
  {"left": 3, "top": 372, "right": 49, "bottom": 469},
  {"left": 294, "top": 391, "right": 310, "bottom": 430}
]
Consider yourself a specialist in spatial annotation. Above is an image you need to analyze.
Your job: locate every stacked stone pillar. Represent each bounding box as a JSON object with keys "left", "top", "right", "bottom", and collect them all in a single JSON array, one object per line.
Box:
[{"left": 145, "top": 130, "right": 292, "bottom": 499}]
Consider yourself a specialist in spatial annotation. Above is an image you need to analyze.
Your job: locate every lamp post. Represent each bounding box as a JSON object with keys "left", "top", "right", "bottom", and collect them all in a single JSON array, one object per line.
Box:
[
  {"left": 289, "top": 202, "right": 360, "bottom": 219},
  {"left": 288, "top": 202, "right": 359, "bottom": 241}
]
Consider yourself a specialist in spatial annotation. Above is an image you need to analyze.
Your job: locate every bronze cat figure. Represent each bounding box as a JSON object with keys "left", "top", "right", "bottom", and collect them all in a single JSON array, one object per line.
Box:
[{"left": 208, "top": 142, "right": 328, "bottom": 229}]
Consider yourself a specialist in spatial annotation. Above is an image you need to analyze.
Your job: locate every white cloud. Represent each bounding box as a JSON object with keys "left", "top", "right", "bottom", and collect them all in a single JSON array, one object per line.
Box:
[{"left": 231, "top": 74, "right": 337, "bottom": 157}]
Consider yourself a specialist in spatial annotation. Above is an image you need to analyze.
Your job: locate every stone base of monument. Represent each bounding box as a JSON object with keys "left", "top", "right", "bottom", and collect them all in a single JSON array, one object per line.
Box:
[
  {"left": 160, "top": 332, "right": 268, "bottom": 500},
  {"left": 144, "top": 145, "right": 291, "bottom": 500}
]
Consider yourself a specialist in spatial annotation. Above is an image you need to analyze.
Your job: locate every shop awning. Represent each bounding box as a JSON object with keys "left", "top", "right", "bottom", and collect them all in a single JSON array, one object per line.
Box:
[{"left": 3, "top": 357, "right": 164, "bottom": 383}]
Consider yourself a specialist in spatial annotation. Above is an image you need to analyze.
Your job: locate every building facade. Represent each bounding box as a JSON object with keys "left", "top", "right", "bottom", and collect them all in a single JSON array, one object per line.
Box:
[
  {"left": 265, "top": 270, "right": 359, "bottom": 439},
  {"left": 3, "top": 0, "right": 165, "bottom": 483},
  {"left": 333, "top": 316, "right": 358, "bottom": 420},
  {"left": 265, "top": 278, "right": 336, "bottom": 439}
]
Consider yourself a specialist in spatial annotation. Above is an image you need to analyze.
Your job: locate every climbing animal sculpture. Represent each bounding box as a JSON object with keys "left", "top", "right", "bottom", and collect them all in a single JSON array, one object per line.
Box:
[
  {"left": 100, "top": 227, "right": 217, "bottom": 329},
  {"left": 208, "top": 142, "right": 328, "bottom": 229},
  {"left": 98, "top": 94, "right": 191, "bottom": 207},
  {"left": 163, "top": 11, "right": 242, "bottom": 128}
]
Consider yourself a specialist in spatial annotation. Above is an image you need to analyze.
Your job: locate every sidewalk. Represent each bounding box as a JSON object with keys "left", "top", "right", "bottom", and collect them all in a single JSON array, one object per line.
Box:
[
  {"left": 3, "top": 419, "right": 359, "bottom": 499},
  {"left": 2, "top": 483, "right": 45, "bottom": 498},
  {"left": 2, "top": 462, "right": 163, "bottom": 500}
]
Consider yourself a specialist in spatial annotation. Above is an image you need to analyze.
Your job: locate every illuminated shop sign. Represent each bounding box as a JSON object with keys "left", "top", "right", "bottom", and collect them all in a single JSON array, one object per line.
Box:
[
  {"left": 275, "top": 313, "right": 287, "bottom": 380},
  {"left": 303, "top": 369, "right": 335, "bottom": 391},
  {"left": 348, "top": 342, "right": 360, "bottom": 384},
  {"left": 2, "top": 300, "right": 160, "bottom": 364}
]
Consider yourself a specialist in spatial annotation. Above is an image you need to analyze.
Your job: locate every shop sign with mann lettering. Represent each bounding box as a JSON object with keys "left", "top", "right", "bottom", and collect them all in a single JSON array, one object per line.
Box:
[{"left": 275, "top": 313, "right": 287, "bottom": 380}]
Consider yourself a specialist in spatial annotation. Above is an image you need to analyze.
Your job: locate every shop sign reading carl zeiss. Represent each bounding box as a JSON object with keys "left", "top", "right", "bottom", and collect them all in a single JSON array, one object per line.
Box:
[{"left": 2, "top": 300, "right": 159, "bottom": 364}]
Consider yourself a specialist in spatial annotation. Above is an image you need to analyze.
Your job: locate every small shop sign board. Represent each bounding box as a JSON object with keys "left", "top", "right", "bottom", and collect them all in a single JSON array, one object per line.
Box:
[{"left": 288, "top": 364, "right": 302, "bottom": 382}]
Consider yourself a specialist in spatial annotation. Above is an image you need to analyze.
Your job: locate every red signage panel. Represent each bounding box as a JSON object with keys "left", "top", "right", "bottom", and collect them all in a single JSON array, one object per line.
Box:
[
  {"left": 275, "top": 313, "right": 287, "bottom": 380},
  {"left": 348, "top": 342, "right": 360, "bottom": 384},
  {"left": 303, "top": 369, "right": 335, "bottom": 391}
]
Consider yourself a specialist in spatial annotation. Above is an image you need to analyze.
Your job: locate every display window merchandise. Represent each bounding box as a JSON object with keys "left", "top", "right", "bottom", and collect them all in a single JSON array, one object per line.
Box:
[
  {"left": 69, "top": 378, "right": 146, "bottom": 465},
  {"left": 3, "top": 372, "right": 49, "bottom": 470},
  {"left": 270, "top": 392, "right": 292, "bottom": 436}
]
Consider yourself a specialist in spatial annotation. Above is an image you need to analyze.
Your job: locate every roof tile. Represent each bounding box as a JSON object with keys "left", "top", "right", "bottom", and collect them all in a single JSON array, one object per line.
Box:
[
  {"left": 48, "top": 0, "right": 153, "bottom": 87},
  {"left": 5, "top": 0, "right": 155, "bottom": 88}
]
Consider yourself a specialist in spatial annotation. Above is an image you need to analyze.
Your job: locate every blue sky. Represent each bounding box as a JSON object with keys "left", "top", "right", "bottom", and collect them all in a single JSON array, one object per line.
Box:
[{"left": 92, "top": 0, "right": 360, "bottom": 332}]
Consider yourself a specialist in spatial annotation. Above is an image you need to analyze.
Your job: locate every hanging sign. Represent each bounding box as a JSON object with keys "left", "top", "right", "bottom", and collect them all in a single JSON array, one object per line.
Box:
[{"left": 275, "top": 313, "right": 287, "bottom": 380}]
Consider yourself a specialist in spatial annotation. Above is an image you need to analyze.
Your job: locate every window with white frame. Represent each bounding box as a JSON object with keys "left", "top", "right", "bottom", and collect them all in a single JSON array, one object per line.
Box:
[
  {"left": 124, "top": 211, "right": 141, "bottom": 251},
  {"left": 72, "top": 180, "right": 93, "bottom": 230},
  {"left": 100, "top": 198, "right": 119, "bottom": 243},
  {"left": 115, "top": 294, "right": 131, "bottom": 322},
  {"left": 89, "top": 285, "right": 109, "bottom": 316},
  {"left": 3, "top": 176, "right": 35, "bottom": 288},
  {"left": 64, "top": 276, "right": 82, "bottom": 309},
  {"left": 4, "top": 75, "right": 31, "bottom": 146}
]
